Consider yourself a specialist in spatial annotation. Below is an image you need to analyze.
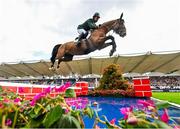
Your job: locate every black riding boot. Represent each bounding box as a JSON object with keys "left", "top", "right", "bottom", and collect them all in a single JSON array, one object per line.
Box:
[{"left": 76, "top": 33, "right": 84, "bottom": 46}]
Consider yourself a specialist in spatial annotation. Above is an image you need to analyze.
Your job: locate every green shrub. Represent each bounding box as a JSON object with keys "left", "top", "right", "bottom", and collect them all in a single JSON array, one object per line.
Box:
[
  {"left": 65, "top": 89, "right": 76, "bottom": 98},
  {"left": 98, "top": 64, "right": 130, "bottom": 90}
]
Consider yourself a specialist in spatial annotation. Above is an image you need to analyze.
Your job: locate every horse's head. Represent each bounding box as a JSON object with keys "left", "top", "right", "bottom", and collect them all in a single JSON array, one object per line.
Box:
[{"left": 113, "top": 13, "right": 126, "bottom": 37}]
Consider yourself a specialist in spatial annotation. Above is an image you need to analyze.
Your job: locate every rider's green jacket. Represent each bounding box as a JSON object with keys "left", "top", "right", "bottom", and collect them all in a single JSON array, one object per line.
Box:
[{"left": 78, "top": 18, "right": 98, "bottom": 31}]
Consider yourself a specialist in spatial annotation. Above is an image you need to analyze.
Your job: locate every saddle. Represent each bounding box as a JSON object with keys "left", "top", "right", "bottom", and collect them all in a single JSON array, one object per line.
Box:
[{"left": 75, "top": 38, "right": 95, "bottom": 54}]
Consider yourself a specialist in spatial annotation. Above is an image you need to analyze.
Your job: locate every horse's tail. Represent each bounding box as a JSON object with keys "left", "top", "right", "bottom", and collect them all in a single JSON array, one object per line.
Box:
[{"left": 50, "top": 44, "right": 61, "bottom": 65}]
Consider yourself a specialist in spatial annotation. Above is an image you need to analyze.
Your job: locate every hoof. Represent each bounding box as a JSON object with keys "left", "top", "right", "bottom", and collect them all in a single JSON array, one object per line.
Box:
[
  {"left": 109, "top": 48, "right": 116, "bottom": 56},
  {"left": 49, "top": 67, "right": 55, "bottom": 71},
  {"left": 49, "top": 67, "right": 52, "bottom": 70},
  {"left": 109, "top": 51, "right": 113, "bottom": 56}
]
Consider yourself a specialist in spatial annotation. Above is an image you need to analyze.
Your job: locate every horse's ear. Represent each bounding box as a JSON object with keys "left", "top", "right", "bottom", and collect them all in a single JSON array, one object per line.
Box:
[{"left": 120, "top": 13, "right": 123, "bottom": 20}]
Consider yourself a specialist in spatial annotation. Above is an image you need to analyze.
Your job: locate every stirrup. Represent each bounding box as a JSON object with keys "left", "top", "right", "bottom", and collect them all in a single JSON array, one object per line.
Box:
[{"left": 75, "top": 37, "right": 78, "bottom": 40}]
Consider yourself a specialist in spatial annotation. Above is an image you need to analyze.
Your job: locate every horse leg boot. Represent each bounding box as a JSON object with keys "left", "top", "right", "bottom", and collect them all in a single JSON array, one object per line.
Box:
[
  {"left": 110, "top": 42, "right": 117, "bottom": 56},
  {"left": 104, "top": 35, "right": 116, "bottom": 56}
]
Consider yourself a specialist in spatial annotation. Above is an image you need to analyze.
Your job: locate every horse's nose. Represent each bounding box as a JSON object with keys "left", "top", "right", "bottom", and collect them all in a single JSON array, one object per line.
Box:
[{"left": 121, "top": 32, "right": 126, "bottom": 37}]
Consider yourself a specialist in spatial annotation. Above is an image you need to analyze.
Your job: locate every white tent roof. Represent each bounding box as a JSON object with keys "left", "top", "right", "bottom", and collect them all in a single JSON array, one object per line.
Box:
[{"left": 0, "top": 51, "right": 180, "bottom": 79}]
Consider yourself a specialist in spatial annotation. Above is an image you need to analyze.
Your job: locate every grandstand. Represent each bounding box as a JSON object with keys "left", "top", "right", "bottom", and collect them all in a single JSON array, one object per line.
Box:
[{"left": 0, "top": 51, "right": 180, "bottom": 91}]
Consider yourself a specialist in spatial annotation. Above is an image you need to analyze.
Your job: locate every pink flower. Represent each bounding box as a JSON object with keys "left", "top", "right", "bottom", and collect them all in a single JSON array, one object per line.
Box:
[
  {"left": 14, "top": 98, "right": 21, "bottom": 105},
  {"left": 137, "top": 100, "right": 154, "bottom": 108},
  {"left": 161, "top": 108, "right": 169, "bottom": 123},
  {"left": 57, "top": 82, "right": 71, "bottom": 92},
  {"left": 18, "top": 87, "right": 24, "bottom": 93},
  {"left": 55, "top": 86, "right": 64, "bottom": 92},
  {"left": 14, "top": 98, "right": 21, "bottom": 103},
  {"left": 120, "top": 107, "right": 133, "bottom": 114},
  {"left": 44, "top": 87, "right": 51, "bottom": 94},
  {"left": 63, "top": 82, "right": 71, "bottom": 90},
  {"left": 30, "top": 100, "right": 36, "bottom": 106},
  {"left": 66, "top": 81, "right": 71, "bottom": 87},
  {"left": 110, "top": 118, "right": 116, "bottom": 125},
  {"left": 5, "top": 118, "right": 12, "bottom": 126},
  {"left": 33, "top": 93, "right": 42, "bottom": 101},
  {"left": 95, "top": 125, "right": 100, "bottom": 129},
  {"left": 174, "top": 125, "right": 180, "bottom": 129},
  {"left": 0, "top": 103, "right": 3, "bottom": 108},
  {"left": 3, "top": 98, "right": 9, "bottom": 103},
  {"left": 120, "top": 107, "right": 133, "bottom": 120},
  {"left": 30, "top": 93, "right": 44, "bottom": 106}
]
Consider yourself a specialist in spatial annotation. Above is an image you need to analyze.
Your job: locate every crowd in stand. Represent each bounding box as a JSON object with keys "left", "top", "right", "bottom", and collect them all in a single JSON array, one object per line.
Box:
[
  {"left": 150, "top": 76, "right": 180, "bottom": 90},
  {"left": 0, "top": 76, "right": 180, "bottom": 90}
]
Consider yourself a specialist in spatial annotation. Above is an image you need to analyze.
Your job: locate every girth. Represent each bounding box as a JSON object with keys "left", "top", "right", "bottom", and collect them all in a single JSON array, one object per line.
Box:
[{"left": 83, "top": 39, "right": 96, "bottom": 54}]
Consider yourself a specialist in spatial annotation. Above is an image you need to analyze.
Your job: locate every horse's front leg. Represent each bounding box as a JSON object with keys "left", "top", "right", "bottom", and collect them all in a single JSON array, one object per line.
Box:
[
  {"left": 105, "top": 35, "right": 117, "bottom": 56},
  {"left": 98, "top": 42, "right": 112, "bottom": 50}
]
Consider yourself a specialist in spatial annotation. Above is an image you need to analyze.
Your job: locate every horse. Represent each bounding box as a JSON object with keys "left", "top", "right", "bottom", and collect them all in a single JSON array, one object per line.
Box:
[{"left": 50, "top": 13, "right": 126, "bottom": 69}]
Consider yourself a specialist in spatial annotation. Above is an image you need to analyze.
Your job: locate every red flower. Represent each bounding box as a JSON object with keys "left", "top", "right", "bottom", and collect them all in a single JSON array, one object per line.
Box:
[{"left": 110, "top": 118, "right": 116, "bottom": 125}]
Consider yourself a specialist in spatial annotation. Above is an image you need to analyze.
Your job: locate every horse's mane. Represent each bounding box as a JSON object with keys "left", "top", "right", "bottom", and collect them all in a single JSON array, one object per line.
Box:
[{"left": 99, "top": 19, "right": 117, "bottom": 29}]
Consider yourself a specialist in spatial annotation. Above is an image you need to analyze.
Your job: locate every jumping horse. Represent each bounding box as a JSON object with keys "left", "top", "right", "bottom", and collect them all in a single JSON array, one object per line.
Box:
[{"left": 50, "top": 13, "right": 126, "bottom": 69}]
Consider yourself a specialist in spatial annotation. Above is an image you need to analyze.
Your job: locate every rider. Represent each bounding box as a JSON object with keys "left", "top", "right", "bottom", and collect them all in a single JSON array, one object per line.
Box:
[{"left": 76, "top": 12, "right": 100, "bottom": 46}]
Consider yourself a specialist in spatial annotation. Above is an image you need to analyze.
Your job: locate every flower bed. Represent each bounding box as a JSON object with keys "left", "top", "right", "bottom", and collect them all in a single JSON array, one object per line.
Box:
[
  {"left": 92, "top": 99, "right": 179, "bottom": 129},
  {"left": 0, "top": 86, "right": 179, "bottom": 128},
  {"left": 0, "top": 86, "right": 93, "bottom": 128},
  {"left": 88, "top": 89, "right": 135, "bottom": 97}
]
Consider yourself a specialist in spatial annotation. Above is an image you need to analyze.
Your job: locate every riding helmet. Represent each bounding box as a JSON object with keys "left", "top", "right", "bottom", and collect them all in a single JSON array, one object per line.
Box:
[{"left": 93, "top": 12, "right": 100, "bottom": 18}]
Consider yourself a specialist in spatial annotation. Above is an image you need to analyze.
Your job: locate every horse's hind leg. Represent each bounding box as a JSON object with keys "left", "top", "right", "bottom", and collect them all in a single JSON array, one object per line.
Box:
[
  {"left": 63, "top": 54, "right": 73, "bottom": 62},
  {"left": 57, "top": 59, "right": 62, "bottom": 69},
  {"left": 57, "top": 54, "right": 73, "bottom": 69},
  {"left": 49, "top": 56, "right": 57, "bottom": 70},
  {"left": 56, "top": 45, "right": 66, "bottom": 69},
  {"left": 50, "top": 44, "right": 62, "bottom": 69},
  {"left": 50, "top": 57, "right": 55, "bottom": 68}
]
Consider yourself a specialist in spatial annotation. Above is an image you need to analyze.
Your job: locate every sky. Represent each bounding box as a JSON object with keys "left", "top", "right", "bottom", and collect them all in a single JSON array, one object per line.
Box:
[{"left": 0, "top": 0, "right": 179, "bottom": 63}]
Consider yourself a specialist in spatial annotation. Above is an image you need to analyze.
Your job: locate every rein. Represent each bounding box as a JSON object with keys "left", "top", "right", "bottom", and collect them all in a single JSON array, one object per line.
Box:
[{"left": 99, "top": 19, "right": 118, "bottom": 35}]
